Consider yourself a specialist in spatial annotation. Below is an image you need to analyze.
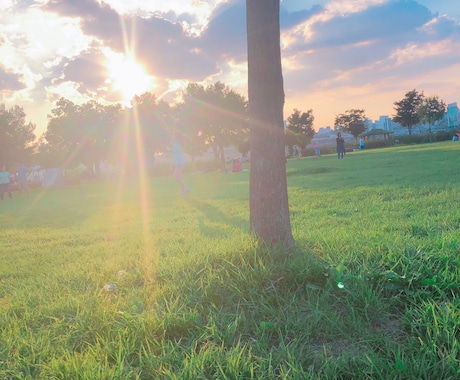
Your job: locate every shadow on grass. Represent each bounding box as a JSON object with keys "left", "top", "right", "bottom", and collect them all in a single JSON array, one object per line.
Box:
[{"left": 185, "top": 198, "right": 249, "bottom": 238}]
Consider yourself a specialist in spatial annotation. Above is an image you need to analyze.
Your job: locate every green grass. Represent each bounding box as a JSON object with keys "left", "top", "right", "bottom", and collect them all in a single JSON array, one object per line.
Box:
[{"left": 1, "top": 142, "right": 460, "bottom": 379}]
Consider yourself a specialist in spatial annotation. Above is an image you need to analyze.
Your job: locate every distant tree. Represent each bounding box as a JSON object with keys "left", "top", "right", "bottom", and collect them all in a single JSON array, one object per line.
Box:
[
  {"left": 286, "top": 108, "right": 314, "bottom": 152},
  {"left": 417, "top": 95, "right": 446, "bottom": 142},
  {"left": 246, "top": 0, "right": 294, "bottom": 247},
  {"left": 393, "top": 89, "right": 424, "bottom": 136},
  {"left": 0, "top": 104, "right": 36, "bottom": 167},
  {"left": 45, "top": 98, "right": 121, "bottom": 173},
  {"left": 334, "top": 109, "right": 366, "bottom": 139},
  {"left": 180, "top": 82, "right": 247, "bottom": 168},
  {"left": 44, "top": 98, "right": 85, "bottom": 167},
  {"left": 130, "top": 92, "right": 172, "bottom": 154},
  {"left": 286, "top": 108, "right": 314, "bottom": 136}
]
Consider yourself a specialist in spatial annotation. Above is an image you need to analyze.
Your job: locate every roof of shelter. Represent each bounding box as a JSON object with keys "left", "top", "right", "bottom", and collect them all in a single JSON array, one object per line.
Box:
[{"left": 362, "top": 129, "right": 394, "bottom": 137}]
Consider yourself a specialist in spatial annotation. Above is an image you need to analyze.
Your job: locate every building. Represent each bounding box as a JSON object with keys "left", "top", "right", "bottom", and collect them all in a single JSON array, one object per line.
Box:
[
  {"left": 311, "top": 126, "right": 354, "bottom": 146},
  {"left": 445, "top": 102, "right": 460, "bottom": 128},
  {"left": 311, "top": 99, "right": 459, "bottom": 141}
]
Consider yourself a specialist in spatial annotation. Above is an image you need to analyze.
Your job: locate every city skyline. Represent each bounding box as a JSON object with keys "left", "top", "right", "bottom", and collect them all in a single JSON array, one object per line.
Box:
[{"left": 0, "top": 0, "right": 459, "bottom": 135}]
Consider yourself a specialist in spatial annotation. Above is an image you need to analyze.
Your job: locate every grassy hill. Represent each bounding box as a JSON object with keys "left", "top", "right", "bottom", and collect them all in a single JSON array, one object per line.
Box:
[{"left": 1, "top": 142, "right": 459, "bottom": 379}]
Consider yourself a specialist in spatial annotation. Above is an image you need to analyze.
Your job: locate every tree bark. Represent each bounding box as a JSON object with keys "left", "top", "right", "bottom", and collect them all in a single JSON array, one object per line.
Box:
[{"left": 246, "top": 0, "right": 294, "bottom": 247}]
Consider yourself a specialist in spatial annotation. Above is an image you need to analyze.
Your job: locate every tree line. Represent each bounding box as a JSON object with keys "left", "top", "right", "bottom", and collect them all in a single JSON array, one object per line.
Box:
[
  {"left": 0, "top": 86, "right": 447, "bottom": 172},
  {"left": 0, "top": 83, "right": 315, "bottom": 172},
  {"left": 334, "top": 90, "right": 446, "bottom": 140}
]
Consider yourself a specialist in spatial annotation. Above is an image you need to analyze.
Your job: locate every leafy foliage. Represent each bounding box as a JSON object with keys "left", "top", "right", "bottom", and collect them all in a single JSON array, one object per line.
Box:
[
  {"left": 0, "top": 103, "right": 36, "bottom": 166},
  {"left": 417, "top": 95, "right": 446, "bottom": 128},
  {"left": 393, "top": 89, "right": 424, "bottom": 135},
  {"left": 286, "top": 108, "right": 315, "bottom": 150},
  {"left": 179, "top": 82, "right": 248, "bottom": 165},
  {"left": 286, "top": 108, "right": 314, "bottom": 137},
  {"left": 334, "top": 109, "right": 366, "bottom": 139},
  {"left": 43, "top": 99, "right": 122, "bottom": 173}
]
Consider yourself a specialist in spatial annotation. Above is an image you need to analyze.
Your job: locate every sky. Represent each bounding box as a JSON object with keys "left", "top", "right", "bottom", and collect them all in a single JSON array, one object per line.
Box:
[{"left": 0, "top": 0, "right": 459, "bottom": 136}]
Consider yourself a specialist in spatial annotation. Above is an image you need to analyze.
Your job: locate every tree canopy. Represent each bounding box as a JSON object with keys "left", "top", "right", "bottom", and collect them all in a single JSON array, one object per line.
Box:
[
  {"left": 0, "top": 103, "right": 36, "bottom": 167},
  {"left": 286, "top": 108, "right": 315, "bottom": 151},
  {"left": 179, "top": 81, "right": 248, "bottom": 166},
  {"left": 43, "top": 99, "right": 122, "bottom": 173},
  {"left": 392, "top": 89, "right": 424, "bottom": 136},
  {"left": 417, "top": 95, "right": 446, "bottom": 142},
  {"left": 417, "top": 95, "right": 446, "bottom": 128},
  {"left": 334, "top": 109, "right": 366, "bottom": 139},
  {"left": 286, "top": 108, "right": 314, "bottom": 136}
]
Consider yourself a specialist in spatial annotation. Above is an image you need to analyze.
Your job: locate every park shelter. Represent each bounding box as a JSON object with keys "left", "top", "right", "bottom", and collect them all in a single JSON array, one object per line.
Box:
[{"left": 361, "top": 129, "right": 394, "bottom": 140}]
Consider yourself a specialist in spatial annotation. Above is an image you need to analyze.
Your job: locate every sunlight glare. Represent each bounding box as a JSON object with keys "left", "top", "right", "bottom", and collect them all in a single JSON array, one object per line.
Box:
[{"left": 105, "top": 51, "right": 155, "bottom": 104}]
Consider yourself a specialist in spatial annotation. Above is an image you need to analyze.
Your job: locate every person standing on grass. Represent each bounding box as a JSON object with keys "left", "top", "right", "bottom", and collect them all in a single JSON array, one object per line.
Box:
[
  {"left": 0, "top": 166, "right": 12, "bottom": 200},
  {"left": 359, "top": 137, "right": 365, "bottom": 150},
  {"left": 314, "top": 142, "right": 321, "bottom": 157},
  {"left": 172, "top": 132, "right": 190, "bottom": 195},
  {"left": 15, "top": 163, "right": 30, "bottom": 197},
  {"left": 336, "top": 132, "right": 345, "bottom": 160}
]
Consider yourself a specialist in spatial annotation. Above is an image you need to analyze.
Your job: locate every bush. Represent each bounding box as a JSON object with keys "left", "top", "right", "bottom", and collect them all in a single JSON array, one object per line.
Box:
[
  {"left": 302, "top": 145, "right": 337, "bottom": 156},
  {"left": 362, "top": 139, "right": 393, "bottom": 149},
  {"left": 396, "top": 134, "right": 427, "bottom": 145},
  {"left": 435, "top": 129, "right": 460, "bottom": 142},
  {"left": 394, "top": 130, "right": 460, "bottom": 145}
]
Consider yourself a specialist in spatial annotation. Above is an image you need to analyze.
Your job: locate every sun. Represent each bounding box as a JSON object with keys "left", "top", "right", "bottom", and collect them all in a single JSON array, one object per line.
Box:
[{"left": 106, "top": 51, "right": 155, "bottom": 103}]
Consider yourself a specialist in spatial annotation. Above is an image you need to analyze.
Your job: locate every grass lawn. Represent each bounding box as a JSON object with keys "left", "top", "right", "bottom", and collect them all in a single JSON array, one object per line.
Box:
[{"left": 1, "top": 141, "right": 460, "bottom": 379}]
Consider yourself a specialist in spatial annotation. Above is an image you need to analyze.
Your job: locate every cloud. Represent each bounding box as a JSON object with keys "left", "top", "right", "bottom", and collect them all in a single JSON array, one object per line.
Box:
[
  {"left": 281, "top": 0, "right": 449, "bottom": 91},
  {"left": 0, "top": 65, "right": 25, "bottom": 92},
  {"left": 281, "top": 3, "right": 323, "bottom": 29},
  {"left": 2, "top": 0, "right": 459, "bottom": 131},
  {"left": 43, "top": 0, "right": 218, "bottom": 80},
  {"left": 35, "top": 0, "right": 331, "bottom": 106},
  {"left": 292, "top": 0, "right": 432, "bottom": 51},
  {"left": 48, "top": 48, "right": 110, "bottom": 98},
  {"left": 198, "top": 0, "right": 321, "bottom": 63}
]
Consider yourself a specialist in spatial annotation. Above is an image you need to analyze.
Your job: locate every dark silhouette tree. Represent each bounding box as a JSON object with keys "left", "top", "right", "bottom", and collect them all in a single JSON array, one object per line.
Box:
[
  {"left": 393, "top": 89, "right": 424, "bottom": 136},
  {"left": 44, "top": 98, "right": 121, "bottom": 173},
  {"left": 130, "top": 92, "right": 172, "bottom": 154},
  {"left": 0, "top": 104, "right": 36, "bottom": 167},
  {"left": 287, "top": 108, "right": 315, "bottom": 137},
  {"left": 417, "top": 95, "right": 446, "bottom": 142},
  {"left": 286, "top": 108, "right": 315, "bottom": 152},
  {"left": 180, "top": 82, "right": 247, "bottom": 168},
  {"left": 334, "top": 109, "right": 366, "bottom": 139},
  {"left": 246, "top": 0, "right": 294, "bottom": 247}
]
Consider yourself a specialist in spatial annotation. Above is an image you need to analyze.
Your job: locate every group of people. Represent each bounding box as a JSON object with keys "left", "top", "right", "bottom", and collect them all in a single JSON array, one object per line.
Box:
[
  {"left": 172, "top": 130, "right": 363, "bottom": 194},
  {"left": 293, "top": 132, "right": 353, "bottom": 161},
  {"left": 0, "top": 164, "right": 30, "bottom": 200}
]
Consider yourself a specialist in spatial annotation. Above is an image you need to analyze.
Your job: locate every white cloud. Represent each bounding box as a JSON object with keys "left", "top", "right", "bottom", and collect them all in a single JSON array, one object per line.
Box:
[{"left": 1, "top": 0, "right": 459, "bottom": 132}]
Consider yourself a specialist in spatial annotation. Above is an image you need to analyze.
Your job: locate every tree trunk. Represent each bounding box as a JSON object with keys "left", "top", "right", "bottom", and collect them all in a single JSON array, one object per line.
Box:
[{"left": 246, "top": 0, "right": 294, "bottom": 247}]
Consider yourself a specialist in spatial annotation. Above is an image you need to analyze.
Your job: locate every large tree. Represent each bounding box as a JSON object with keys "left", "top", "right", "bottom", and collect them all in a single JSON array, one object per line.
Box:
[
  {"left": 130, "top": 92, "right": 172, "bottom": 154},
  {"left": 286, "top": 108, "right": 315, "bottom": 137},
  {"left": 286, "top": 108, "right": 315, "bottom": 152},
  {"left": 180, "top": 82, "right": 247, "bottom": 167},
  {"left": 334, "top": 109, "right": 366, "bottom": 139},
  {"left": 44, "top": 98, "right": 121, "bottom": 173},
  {"left": 0, "top": 104, "right": 36, "bottom": 167},
  {"left": 417, "top": 95, "right": 446, "bottom": 142},
  {"left": 393, "top": 89, "right": 424, "bottom": 136},
  {"left": 246, "top": 0, "right": 294, "bottom": 247}
]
